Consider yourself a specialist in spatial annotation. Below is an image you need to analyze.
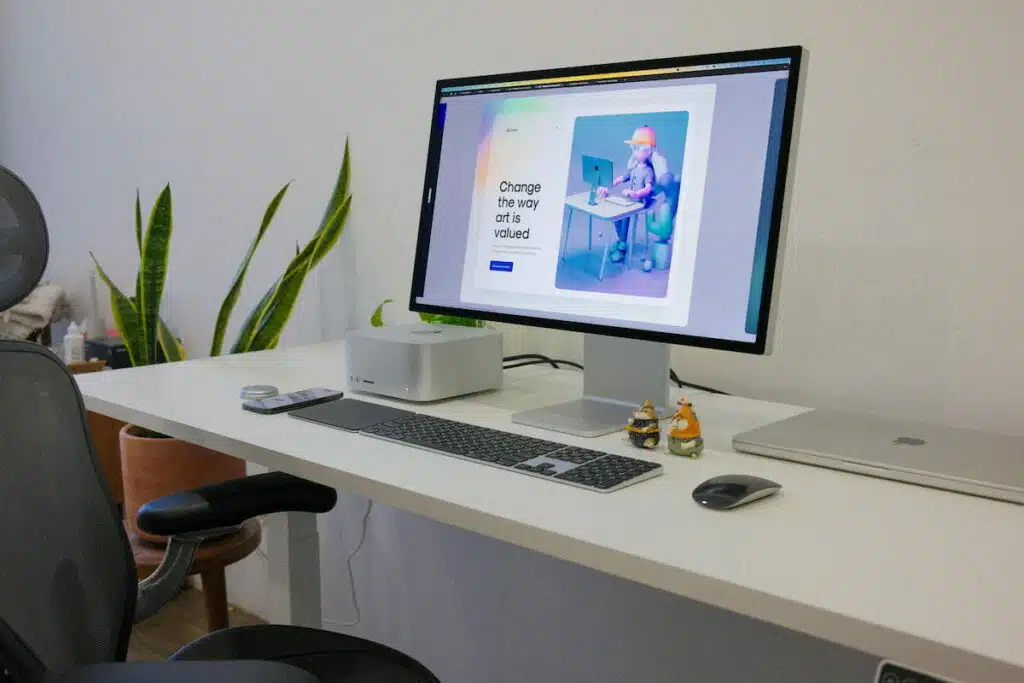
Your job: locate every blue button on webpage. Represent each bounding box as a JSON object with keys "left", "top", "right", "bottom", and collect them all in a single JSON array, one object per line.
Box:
[{"left": 489, "top": 260, "right": 514, "bottom": 272}]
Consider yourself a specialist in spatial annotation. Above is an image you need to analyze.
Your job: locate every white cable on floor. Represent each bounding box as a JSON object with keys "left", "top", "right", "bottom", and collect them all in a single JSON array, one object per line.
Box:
[{"left": 340, "top": 499, "right": 374, "bottom": 627}]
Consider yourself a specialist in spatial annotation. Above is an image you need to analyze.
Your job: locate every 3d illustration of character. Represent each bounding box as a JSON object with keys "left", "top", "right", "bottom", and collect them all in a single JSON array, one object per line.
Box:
[
  {"left": 625, "top": 399, "right": 661, "bottom": 449},
  {"left": 556, "top": 112, "right": 687, "bottom": 295},
  {"left": 666, "top": 396, "right": 704, "bottom": 458},
  {"left": 597, "top": 126, "right": 670, "bottom": 269}
]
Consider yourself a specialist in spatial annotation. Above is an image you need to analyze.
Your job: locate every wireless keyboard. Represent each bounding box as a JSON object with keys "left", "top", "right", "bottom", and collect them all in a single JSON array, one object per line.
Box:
[
  {"left": 603, "top": 195, "right": 639, "bottom": 207},
  {"left": 290, "top": 399, "right": 663, "bottom": 493},
  {"left": 364, "top": 413, "right": 662, "bottom": 492}
]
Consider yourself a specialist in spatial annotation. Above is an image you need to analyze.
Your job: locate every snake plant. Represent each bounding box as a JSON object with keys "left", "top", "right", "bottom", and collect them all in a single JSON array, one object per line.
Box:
[
  {"left": 370, "top": 299, "right": 483, "bottom": 328},
  {"left": 92, "top": 141, "right": 351, "bottom": 366}
]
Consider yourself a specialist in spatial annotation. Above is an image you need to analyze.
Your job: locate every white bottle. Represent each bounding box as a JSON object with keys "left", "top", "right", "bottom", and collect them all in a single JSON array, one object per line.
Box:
[{"left": 63, "top": 321, "right": 85, "bottom": 364}]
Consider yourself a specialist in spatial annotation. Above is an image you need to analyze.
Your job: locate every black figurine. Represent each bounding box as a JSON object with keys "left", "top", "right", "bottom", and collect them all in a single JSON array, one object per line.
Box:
[{"left": 625, "top": 400, "right": 661, "bottom": 449}]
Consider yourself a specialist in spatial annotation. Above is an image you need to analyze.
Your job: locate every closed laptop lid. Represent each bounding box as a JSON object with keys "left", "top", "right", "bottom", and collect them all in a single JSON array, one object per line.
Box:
[{"left": 733, "top": 409, "right": 1024, "bottom": 493}]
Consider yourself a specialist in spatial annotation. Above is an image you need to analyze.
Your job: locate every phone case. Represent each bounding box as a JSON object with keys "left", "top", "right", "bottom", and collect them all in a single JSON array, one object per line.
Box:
[{"left": 242, "top": 389, "right": 343, "bottom": 415}]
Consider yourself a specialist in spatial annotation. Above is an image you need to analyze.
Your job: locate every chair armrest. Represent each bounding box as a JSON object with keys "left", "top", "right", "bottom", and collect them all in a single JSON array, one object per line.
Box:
[
  {"left": 137, "top": 472, "right": 338, "bottom": 537},
  {"left": 41, "top": 661, "right": 317, "bottom": 683}
]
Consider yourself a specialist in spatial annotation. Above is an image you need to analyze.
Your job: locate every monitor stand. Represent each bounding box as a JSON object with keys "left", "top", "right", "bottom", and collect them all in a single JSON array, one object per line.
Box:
[{"left": 511, "top": 334, "right": 671, "bottom": 437}]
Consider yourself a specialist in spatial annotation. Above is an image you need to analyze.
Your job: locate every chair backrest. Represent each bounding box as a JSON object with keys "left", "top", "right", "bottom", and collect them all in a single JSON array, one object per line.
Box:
[
  {"left": 650, "top": 148, "right": 670, "bottom": 184},
  {"left": 0, "top": 167, "right": 49, "bottom": 315},
  {"left": 0, "top": 341, "right": 135, "bottom": 678}
]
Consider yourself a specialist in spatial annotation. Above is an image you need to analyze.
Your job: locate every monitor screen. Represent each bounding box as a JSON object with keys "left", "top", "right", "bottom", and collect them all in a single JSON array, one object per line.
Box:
[{"left": 410, "top": 46, "right": 802, "bottom": 353}]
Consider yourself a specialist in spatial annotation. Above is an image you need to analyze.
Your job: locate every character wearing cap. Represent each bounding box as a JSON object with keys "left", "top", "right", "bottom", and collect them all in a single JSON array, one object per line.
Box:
[
  {"left": 597, "top": 126, "right": 658, "bottom": 263},
  {"left": 666, "top": 396, "right": 704, "bottom": 458},
  {"left": 625, "top": 399, "right": 661, "bottom": 449}
]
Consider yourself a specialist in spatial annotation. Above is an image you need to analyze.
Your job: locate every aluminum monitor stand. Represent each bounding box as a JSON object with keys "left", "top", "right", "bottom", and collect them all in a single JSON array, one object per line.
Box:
[{"left": 511, "top": 334, "right": 670, "bottom": 437}]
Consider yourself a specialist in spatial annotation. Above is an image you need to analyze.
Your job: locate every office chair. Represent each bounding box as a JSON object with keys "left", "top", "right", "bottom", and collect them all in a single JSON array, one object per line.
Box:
[
  {"left": 0, "top": 165, "right": 442, "bottom": 683},
  {"left": 637, "top": 154, "right": 680, "bottom": 269}
]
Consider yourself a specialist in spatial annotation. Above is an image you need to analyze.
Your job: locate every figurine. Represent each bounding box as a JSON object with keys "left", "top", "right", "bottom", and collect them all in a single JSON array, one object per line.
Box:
[
  {"left": 626, "top": 400, "right": 661, "bottom": 449},
  {"left": 597, "top": 126, "right": 662, "bottom": 264},
  {"left": 666, "top": 396, "right": 704, "bottom": 458}
]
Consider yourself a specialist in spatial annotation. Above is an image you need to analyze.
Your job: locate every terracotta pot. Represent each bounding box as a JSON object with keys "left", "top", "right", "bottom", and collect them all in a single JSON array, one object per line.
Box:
[{"left": 120, "top": 425, "right": 246, "bottom": 544}]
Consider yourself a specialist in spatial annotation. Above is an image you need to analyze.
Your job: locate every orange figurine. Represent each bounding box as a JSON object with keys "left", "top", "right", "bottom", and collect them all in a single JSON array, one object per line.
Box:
[{"left": 666, "top": 397, "right": 704, "bottom": 458}]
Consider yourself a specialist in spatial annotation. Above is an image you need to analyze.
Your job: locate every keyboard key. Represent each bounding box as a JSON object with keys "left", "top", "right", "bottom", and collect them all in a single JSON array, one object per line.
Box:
[
  {"left": 555, "top": 455, "right": 661, "bottom": 490},
  {"left": 549, "top": 447, "right": 604, "bottom": 465}
]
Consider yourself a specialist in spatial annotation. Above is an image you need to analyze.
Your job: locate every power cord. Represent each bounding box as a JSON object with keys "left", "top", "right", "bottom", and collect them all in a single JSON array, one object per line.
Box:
[
  {"left": 251, "top": 499, "right": 374, "bottom": 629},
  {"left": 668, "top": 369, "right": 729, "bottom": 395},
  {"left": 339, "top": 499, "right": 374, "bottom": 628},
  {"left": 502, "top": 354, "right": 584, "bottom": 371},
  {"left": 502, "top": 353, "right": 561, "bottom": 368},
  {"left": 502, "top": 353, "right": 729, "bottom": 395}
]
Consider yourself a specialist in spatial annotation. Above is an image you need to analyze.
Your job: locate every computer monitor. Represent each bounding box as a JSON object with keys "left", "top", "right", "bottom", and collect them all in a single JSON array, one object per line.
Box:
[
  {"left": 409, "top": 46, "right": 804, "bottom": 436},
  {"left": 581, "top": 155, "right": 614, "bottom": 206}
]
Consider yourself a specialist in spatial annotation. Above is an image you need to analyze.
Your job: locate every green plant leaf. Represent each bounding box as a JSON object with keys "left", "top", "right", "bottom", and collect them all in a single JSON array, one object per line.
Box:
[
  {"left": 246, "top": 194, "right": 350, "bottom": 352},
  {"left": 157, "top": 317, "right": 185, "bottom": 362},
  {"left": 279, "top": 192, "right": 351, "bottom": 283},
  {"left": 418, "top": 312, "right": 483, "bottom": 328},
  {"left": 230, "top": 145, "right": 351, "bottom": 355},
  {"left": 229, "top": 275, "right": 281, "bottom": 354},
  {"left": 134, "top": 190, "right": 143, "bottom": 303},
  {"left": 276, "top": 145, "right": 351, "bottom": 282},
  {"left": 251, "top": 194, "right": 349, "bottom": 351},
  {"left": 134, "top": 190, "right": 143, "bottom": 255},
  {"left": 210, "top": 182, "right": 290, "bottom": 356},
  {"left": 232, "top": 195, "right": 351, "bottom": 353},
  {"left": 370, "top": 299, "right": 392, "bottom": 327},
  {"left": 233, "top": 264, "right": 296, "bottom": 353},
  {"left": 245, "top": 238, "right": 320, "bottom": 352},
  {"left": 137, "top": 185, "right": 173, "bottom": 364},
  {"left": 318, "top": 139, "right": 350, "bottom": 235},
  {"left": 89, "top": 253, "right": 143, "bottom": 366},
  {"left": 307, "top": 194, "right": 350, "bottom": 270}
]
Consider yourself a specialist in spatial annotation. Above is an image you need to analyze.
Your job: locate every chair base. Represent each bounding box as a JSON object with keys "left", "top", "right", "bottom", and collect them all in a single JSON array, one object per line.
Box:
[{"left": 172, "top": 624, "right": 441, "bottom": 683}]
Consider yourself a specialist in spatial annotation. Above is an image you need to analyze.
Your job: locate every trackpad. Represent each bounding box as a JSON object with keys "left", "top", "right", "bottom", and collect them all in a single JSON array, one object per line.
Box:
[{"left": 290, "top": 398, "right": 413, "bottom": 431}]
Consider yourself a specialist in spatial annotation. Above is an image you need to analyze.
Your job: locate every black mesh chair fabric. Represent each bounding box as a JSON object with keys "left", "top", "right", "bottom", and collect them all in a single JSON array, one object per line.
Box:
[
  {"left": 0, "top": 168, "right": 49, "bottom": 313},
  {"left": 0, "top": 343, "right": 443, "bottom": 682},
  {"left": 0, "top": 342, "right": 136, "bottom": 675},
  {"left": 173, "top": 625, "right": 441, "bottom": 683},
  {"left": 0, "top": 173, "right": 442, "bottom": 682},
  {"left": 40, "top": 661, "right": 318, "bottom": 683}
]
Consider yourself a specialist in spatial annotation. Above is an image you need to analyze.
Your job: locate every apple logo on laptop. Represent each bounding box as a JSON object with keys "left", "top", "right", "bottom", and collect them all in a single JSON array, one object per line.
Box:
[{"left": 893, "top": 436, "right": 926, "bottom": 446}]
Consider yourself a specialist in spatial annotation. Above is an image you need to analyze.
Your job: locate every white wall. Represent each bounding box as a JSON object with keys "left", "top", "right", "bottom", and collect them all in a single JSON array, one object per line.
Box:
[{"left": 4, "top": 1, "right": 1022, "bottom": 681}]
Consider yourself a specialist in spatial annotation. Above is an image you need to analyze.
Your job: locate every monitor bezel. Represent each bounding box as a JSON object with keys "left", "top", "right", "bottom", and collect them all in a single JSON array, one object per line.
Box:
[{"left": 409, "top": 45, "right": 804, "bottom": 355}]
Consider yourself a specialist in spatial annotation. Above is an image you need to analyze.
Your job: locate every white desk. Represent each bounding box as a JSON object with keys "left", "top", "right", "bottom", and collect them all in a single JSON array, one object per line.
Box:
[
  {"left": 561, "top": 191, "right": 647, "bottom": 274},
  {"left": 77, "top": 342, "right": 1023, "bottom": 683}
]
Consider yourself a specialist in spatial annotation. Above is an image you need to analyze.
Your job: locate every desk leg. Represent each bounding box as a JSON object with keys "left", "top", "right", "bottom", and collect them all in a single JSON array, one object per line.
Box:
[
  {"left": 599, "top": 234, "right": 610, "bottom": 281},
  {"left": 627, "top": 215, "right": 635, "bottom": 269},
  {"left": 588, "top": 215, "right": 592, "bottom": 251},
  {"left": 561, "top": 207, "right": 574, "bottom": 260},
  {"left": 264, "top": 511, "right": 322, "bottom": 628}
]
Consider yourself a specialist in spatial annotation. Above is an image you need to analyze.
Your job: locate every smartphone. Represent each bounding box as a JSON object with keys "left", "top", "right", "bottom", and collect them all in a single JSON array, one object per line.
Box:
[{"left": 242, "top": 388, "right": 344, "bottom": 415}]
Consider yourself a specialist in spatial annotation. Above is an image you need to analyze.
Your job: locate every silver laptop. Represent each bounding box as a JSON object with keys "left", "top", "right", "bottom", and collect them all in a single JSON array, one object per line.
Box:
[{"left": 733, "top": 409, "right": 1024, "bottom": 505}]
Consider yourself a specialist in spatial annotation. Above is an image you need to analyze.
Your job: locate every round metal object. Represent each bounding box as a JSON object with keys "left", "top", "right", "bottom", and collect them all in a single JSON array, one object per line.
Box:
[{"left": 240, "top": 384, "right": 279, "bottom": 400}]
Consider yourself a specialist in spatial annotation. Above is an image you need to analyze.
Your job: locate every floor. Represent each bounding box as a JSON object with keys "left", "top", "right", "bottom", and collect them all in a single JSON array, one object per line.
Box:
[{"left": 128, "top": 588, "right": 265, "bottom": 661}]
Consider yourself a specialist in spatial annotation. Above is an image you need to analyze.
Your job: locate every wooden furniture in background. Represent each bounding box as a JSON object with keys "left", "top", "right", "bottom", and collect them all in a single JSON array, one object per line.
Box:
[
  {"left": 70, "top": 360, "right": 126, "bottom": 504},
  {"left": 128, "top": 520, "right": 262, "bottom": 632},
  {"left": 69, "top": 359, "right": 106, "bottom": 374}
]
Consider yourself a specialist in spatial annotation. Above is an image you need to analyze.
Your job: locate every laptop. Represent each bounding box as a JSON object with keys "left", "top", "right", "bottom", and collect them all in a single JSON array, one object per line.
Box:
[{"left": 732, "top": 409, "right": 1024, "bottom": 505}]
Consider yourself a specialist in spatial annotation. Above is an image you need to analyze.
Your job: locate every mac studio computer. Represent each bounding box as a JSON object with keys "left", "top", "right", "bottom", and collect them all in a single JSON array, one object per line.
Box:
[{"left": 409, "top": 45, "right": 804, "bottom": 437}]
